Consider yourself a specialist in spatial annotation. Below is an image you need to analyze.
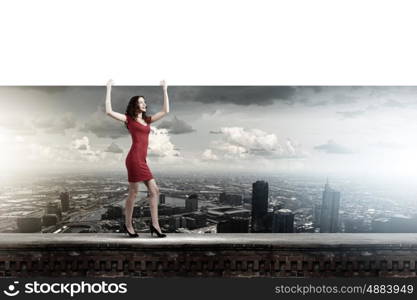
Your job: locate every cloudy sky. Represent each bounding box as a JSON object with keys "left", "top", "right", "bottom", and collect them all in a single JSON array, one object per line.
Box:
[{"left": 1, "top": 86, "right": 417, "bottom": 179}]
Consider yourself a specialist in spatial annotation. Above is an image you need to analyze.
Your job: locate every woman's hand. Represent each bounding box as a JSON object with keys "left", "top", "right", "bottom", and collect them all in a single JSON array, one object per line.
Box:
[
  {"left": 106, "top": 79, "right": 114, "bottom": 89},
  {"left": 150, "top": 79, "right": 170, "bottom": 123},
  {"left": 160, "top": 80, "right": 168, "bottom": 91}
]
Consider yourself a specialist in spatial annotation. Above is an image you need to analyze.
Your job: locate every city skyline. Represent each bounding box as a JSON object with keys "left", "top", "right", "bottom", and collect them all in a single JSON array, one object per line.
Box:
[
  {"left": 3, "top": 170, "right": 417, "bottom": 234},
  {"left": 1, "top": 86, "right": 417, "bottom": 181}
]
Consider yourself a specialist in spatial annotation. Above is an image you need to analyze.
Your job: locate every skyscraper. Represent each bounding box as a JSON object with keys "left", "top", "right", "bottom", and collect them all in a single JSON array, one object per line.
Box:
[
  {"left": 185, "top": 194, "right": 198, "bottom": 212},
  {"left": 159, "top": 194, "right": 166, "bottom": 204},
  {"left": 59, "top": 191, "right": 70, "bottom": 212},
  {"left": 272, "top": 209, "right": 294, "bottom": 233},
  {"left": 320, "top": 179, "right": 340, "bottom": 233},
  {"left": 251, "top": 180, "right": 269, "bottom": 232},
  {"left": 313, "top": 204, "right": 321, "bottom": 227}
]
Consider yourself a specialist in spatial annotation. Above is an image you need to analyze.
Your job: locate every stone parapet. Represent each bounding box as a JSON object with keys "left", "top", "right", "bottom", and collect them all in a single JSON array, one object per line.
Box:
[{"left": 0, "top": 233, "right": 416, "bottom": 277}]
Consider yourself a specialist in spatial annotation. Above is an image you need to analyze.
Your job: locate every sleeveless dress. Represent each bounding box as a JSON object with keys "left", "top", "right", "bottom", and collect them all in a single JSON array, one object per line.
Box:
[{"left": 125, "top": 114, "right": 154, "bottom": 182}]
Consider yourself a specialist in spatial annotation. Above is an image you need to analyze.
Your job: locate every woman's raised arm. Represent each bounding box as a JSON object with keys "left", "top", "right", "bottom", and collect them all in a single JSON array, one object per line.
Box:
[
  {"left": 150, "top": 80, "right": 170, "bottom": 123},
  {"left": 105, "top": 79, "right": 127, "bottom": 122}
]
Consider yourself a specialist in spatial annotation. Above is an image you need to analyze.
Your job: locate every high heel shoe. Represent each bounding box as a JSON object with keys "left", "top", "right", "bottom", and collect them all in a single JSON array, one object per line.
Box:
[
  {"left": 149, "top": 224, "right": 166, "bottom": 238},
  {"left": 123, "top": 223, "right": 139, "bottom": 238}
]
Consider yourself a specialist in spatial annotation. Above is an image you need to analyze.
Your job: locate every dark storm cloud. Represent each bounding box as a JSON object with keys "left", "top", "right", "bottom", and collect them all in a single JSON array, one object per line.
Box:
[
  {"left": 9, "top": 85, "right": 415, "bottom": 116},
  {"left": 80, "top": 106, "right": 128, "bottom": 139},
  {"left": 32, "top": 113, "right": 76, "bottom": 135},
  {"left": 77, "top": 144, "right": 87, "bottom": 150},
  {"left": 314, "top": 140, "right": 354, "bottom": 154},
  {"left": 157, "top": 116, "right": 195, "bottom": 134},
  {"left": 101, "top": 85, "right": 370, "bottom": 110},
  {"left": 3, "top": 86, "right": 378, "bottom": 119},
  {"left": 336, "top": 110, "right": 366, "bottom": 119},
  {"left": 105, "top": 142, "right": 123, "bottom": 153},
  {"left": 170, "top": 86, "right": 296, "bottom": 106},
  {"left": 289, "top": 87, "right": 361, "bottom": 107},
  {"left": 161, "top": 85, "right": 360, "bottom": 107}
]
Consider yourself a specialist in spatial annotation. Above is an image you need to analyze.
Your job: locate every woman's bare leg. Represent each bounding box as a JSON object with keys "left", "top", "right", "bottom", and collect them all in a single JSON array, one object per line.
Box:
[
  {"left": 125, "top": 181, "right": 139, "bottom": 232},
  {"left": 144, "top": 179, "right": 162, "bottom": 232}
]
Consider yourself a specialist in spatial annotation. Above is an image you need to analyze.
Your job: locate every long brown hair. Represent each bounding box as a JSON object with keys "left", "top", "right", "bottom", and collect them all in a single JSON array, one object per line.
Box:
[{"left": 125, "top": 95, "right": 151, "bottom": 129}]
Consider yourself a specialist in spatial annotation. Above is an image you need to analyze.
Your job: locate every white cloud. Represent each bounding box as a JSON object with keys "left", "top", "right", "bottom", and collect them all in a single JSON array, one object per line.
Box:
[
  {"left": 221, "top": 127, "right": 278, "bottom": 151},
  {"left": 205, "top": 127, "right": 306, "bottom": 161},
  {"left": 202, "top": 149, "right": 218, "bottom": 161},
  {"left": 71, "top": 136, "right": 90, "bottom": 151},
  {"left": 211, "top": 140, "right": 249, "bottom": 159},
  {"left": 29, "top": 138, "right": 104, "bottom": 164},
  {"left": 147, "top": 127, "right": 182, "bottom": 163}
]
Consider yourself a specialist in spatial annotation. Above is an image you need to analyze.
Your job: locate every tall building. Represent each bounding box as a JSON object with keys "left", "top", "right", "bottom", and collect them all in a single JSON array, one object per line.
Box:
[
  {"left": 251, "top": 180, "right": 269, "bottom": 232},
  {"left": 272, "top": 209, "right": 294, "bottom": 233},
  {"left": 185, "top": 194, "right": 198, "bottom": 212},
  {"left": 320, "top": 179, "right": 340, "bottom": 233},
  {"left": 313, "top": 204, "right": 321, "bottom": 227},
  {"left": 159, "top": 194, "right": 166, "bottom": 204},
  {"left": 59, "top": 191, "right": 70, "bottom": 212}
]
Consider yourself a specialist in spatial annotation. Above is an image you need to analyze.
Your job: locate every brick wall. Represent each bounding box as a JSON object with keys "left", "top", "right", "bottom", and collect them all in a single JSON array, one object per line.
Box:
[{"left": 0, "top": 233, "right": 416, "bottom": 277}]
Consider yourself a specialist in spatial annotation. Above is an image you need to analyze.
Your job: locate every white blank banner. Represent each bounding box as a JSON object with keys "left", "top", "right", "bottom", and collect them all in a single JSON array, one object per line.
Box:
[{"left": 0, "top": 0, "right": 416, "bottom": 85}]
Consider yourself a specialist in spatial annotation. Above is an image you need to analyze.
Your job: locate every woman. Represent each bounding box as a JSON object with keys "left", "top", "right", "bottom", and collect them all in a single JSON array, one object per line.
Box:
[{"left": 105, "top": 79, "right": 169, "bottom": 238}]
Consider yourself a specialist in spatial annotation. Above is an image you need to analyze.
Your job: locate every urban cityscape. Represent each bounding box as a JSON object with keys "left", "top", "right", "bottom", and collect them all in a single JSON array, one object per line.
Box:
[
  {"left": 2, "top": 86, "right": 417, "bottom": 236},
  {"left": 1, "top": 170, "right": 417, "bottom": 235}
]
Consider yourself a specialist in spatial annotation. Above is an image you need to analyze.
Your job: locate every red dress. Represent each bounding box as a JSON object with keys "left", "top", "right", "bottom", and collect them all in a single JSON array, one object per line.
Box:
[{"left": 125, "top": 114, "right": 154, "bottom": 182}]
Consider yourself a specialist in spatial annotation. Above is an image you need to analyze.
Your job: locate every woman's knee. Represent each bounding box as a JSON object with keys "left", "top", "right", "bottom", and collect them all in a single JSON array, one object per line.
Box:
[
  {"left": 146, "top": 179, "right": 159, "bottom": 197},
  {"left": 150, "top": 186, "right": 160, "bottom": 197},
  {"left": 128, "top": 184, "right": 139, "bottom": 195}
]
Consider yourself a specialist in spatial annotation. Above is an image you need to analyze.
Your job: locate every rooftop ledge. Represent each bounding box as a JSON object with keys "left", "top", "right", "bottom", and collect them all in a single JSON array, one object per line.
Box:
[
  {"left": 1, "top": 233, "right": 417, "bottom": 277},
  {"left": 1, "top": 233, "right": 417, "bottom": 249}
]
